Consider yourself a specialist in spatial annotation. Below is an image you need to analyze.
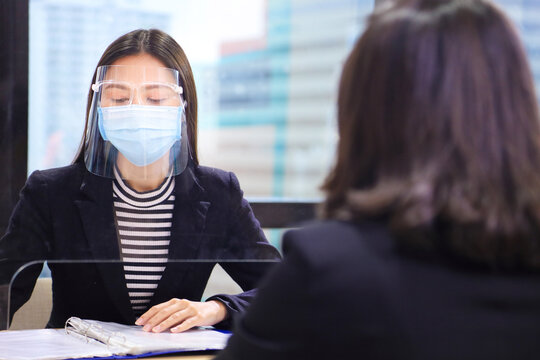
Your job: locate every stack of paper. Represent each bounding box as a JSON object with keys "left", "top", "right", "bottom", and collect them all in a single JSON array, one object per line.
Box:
[{"left": 0, "top": 317, "right": 230, "bottom": 360}]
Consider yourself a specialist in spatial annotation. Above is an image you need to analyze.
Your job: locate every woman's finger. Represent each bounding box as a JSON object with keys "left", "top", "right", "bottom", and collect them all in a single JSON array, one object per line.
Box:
[
  {"left": 151, "top": 309, "right": 197, "bottom": 333},
  {"left": 137, "top": 299, "right": 227, "bottom": 333},
  {"left": 139, "top": 299, "right": 190, "bottom": 331},
  {"left": 135, "top": 301, "right": 169, "bottom": 325},
  {"left": 170, "top": 315, "right": 200, "bottom": 333}
]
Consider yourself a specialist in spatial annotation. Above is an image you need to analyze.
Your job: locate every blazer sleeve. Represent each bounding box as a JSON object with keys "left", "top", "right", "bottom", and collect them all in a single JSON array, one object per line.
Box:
[
  {"left": 206, "top": 171, "right": 282, "bottom": 329},
  {"left": 0, "top": 170, "right": 52, "bottom": 323}
]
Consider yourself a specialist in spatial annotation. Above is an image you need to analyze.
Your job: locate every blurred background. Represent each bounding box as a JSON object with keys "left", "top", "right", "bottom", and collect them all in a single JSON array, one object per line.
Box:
[
  {"left": 27, "top": 0, "right": 372, "bottom": 200},
  {"left": 26, "top": 0, "right": 540, "bottom": 201}
]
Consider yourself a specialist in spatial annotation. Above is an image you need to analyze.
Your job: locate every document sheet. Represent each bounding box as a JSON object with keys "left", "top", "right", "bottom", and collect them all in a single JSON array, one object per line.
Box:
[{"left": 0, "top": 317, "right": 230, "bottom": 360}]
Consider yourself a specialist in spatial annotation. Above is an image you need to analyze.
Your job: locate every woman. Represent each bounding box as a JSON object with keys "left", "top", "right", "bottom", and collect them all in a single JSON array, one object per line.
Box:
[
  {"left": 215, "top": 0, "right": 540, "bottom": 359},
  {"left": 0, "top": 29, "right": 280, "bottom": 332}
]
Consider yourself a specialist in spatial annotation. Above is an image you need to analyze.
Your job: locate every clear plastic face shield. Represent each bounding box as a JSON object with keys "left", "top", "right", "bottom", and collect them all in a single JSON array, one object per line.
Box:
[{"left": 84, "top": 65, "right": 189, "bottom": 180}]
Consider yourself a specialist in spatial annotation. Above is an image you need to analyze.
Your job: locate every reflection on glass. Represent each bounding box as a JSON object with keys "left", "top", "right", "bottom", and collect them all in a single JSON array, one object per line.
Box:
[{"left": 2, "top": 256, "right": 280, "bottom": 330}]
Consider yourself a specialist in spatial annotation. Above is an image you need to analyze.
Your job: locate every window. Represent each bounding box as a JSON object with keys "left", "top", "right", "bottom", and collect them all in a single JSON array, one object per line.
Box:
[
  {"left": 28, "top": 0, "right": 375, "bottom": 199},
  {"left": 494, "top": 0, "right": 540, "bottom": 104}
]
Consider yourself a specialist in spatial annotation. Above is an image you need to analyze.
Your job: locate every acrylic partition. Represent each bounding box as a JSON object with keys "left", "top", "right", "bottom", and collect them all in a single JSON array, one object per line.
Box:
[{"left": 0, "top": 245, "right": 281, "bottom": 330}]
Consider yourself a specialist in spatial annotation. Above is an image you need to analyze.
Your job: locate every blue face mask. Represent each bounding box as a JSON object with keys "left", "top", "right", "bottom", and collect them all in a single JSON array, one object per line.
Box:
[{"left": 98, "top": 105, "right": 182, "bottom": 167}]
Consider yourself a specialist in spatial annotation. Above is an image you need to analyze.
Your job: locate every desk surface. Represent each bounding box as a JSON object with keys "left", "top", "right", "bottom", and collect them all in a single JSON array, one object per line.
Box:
[
  {"left": 147, "top": 355, "right": 214, "bottom": 360},
  {"left": 0, "top": 329, "right": 219, "bottom": 359}
]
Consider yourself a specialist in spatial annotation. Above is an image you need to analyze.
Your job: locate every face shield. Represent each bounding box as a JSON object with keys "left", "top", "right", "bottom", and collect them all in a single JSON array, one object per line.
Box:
[{"left": 84, "top": 65, "right": 189, "bottom": 180}]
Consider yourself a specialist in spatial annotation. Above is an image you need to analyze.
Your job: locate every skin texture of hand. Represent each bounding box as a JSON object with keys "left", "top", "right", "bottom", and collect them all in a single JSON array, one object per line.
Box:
[{"left": 135, "top": 299, "right": 227, "bottom": 333}]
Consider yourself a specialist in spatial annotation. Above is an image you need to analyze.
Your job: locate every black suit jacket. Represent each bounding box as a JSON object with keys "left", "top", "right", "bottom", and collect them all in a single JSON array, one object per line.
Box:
[
  {"left": 0, "top": 162, "right": 280, "bottom": 328},
  {"left": 216, "top": 220, "right": 540, "bottom": 360}
]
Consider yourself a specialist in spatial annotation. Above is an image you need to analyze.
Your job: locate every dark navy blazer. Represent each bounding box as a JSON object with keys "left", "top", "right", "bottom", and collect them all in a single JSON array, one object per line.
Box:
[
  {"left": 216, "top": 220, "right": 540, "bottom": 360},
  {"left": 0, "top": 162, "right": 281, "bottom": 328}
]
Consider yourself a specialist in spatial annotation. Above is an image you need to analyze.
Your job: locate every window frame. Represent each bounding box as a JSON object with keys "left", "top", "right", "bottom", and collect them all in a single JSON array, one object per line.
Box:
[{"left": 0, "top": 0, "right": 29, "bottom": 234}]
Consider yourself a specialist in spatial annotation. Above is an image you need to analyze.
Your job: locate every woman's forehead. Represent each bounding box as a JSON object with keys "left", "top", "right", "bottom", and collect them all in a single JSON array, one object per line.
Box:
[
  {"left": 101, "top": 54, "right": 178, "bottom": 84},
  {"left": 112, "top": 53, "right": 166, "bottom": 68},
  {"left": 102, "top": 68, "right": 178, "bottom": 84}
]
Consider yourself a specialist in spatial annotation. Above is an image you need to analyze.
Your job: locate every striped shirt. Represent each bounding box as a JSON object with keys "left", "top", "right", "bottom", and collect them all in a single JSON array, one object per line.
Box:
[{"left": 112, "top": 167, "right": 175, "bottom": 317}]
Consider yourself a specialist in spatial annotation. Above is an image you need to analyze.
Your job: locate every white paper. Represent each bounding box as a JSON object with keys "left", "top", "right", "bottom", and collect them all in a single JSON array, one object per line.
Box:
[
  {"left": 0, "top": 319, "right": 230, "bottom": 360},
  {"left": 77, "top": 319, "right": 230, "bottom": 354},
  {"left": 0, "top": 328, "right": 113, "bottom": 360}
]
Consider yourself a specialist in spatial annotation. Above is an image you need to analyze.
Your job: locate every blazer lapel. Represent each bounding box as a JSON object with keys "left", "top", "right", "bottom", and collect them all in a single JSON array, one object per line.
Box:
[
  {"left": 74, "top": 170, "right": 134, "bottom": 323},
  {"left": 152, "top": 166, "right": 210, "bottom": 304}
]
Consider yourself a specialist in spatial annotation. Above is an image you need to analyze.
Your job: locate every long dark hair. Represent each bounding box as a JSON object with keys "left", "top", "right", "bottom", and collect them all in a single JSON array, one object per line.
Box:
[
  {"left": 322, "top": 0, "right": 540, "bottom": 269},
  {"left": 73, "top": 29, "right": 199, "bottom": 165}
]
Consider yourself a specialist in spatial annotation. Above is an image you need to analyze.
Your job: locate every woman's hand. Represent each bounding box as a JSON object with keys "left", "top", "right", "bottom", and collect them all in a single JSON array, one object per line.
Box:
[{"left": 135, "top": 299, "right": 227, "bottom": 333}]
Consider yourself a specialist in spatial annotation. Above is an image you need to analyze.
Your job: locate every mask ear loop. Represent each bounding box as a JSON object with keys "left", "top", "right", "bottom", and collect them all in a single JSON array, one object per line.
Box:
[
  {"left": 183, "top": 103, "right": 195, "bottom": 165},
  {"left": 175, "top": 84, "right": 193, "bottom": 167},
  {"left": 176, "top": 107, "right": 184, "bottom": 140},
  {"left": 91, "top": 83, "right": 109, "bottom": 141},
  {"left": 178, "top": 84, "right": 187, "bottom": 140}
]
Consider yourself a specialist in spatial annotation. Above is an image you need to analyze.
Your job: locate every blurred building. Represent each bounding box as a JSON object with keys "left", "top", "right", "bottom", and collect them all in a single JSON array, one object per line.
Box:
[
  {"left": 30, "top": 0, "right": 540, "bottom": 200},
  {"left": 199, "top": 0, "right": 372, "bottom": 197},
  {"left": 29, "top": 0, "right": 372, "bottom": 199},
  {"left": 496, "top": 0, "right": 540, "bottom": 101}
]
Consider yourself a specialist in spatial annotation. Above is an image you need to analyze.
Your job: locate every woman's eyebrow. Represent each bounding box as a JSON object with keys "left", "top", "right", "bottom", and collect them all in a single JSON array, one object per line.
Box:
[
  {"left": 103, "top": 83, "right": 131, "bottom": 91},
  {"left": 142, "top": 83, "right": 174, "bottom": 90}
]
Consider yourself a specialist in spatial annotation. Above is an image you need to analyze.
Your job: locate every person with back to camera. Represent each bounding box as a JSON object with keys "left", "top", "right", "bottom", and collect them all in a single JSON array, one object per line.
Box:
[
  {"left": 215, "top": 0, "right": 540, "bottom": 359},
  {"left": 0, "top": 29, "right": 281, "bottom": 332}
]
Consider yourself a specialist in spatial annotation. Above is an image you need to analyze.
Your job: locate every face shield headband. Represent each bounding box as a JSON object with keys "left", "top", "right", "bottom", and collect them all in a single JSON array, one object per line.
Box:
[{"left": 83, "top": 65, "right": 190, "bottom": 180}]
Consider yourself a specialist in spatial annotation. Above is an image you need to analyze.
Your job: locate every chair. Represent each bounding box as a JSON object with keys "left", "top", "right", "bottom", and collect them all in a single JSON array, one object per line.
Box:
[{"left": 9, "top": 277, "right": 52, "bottom": 330}]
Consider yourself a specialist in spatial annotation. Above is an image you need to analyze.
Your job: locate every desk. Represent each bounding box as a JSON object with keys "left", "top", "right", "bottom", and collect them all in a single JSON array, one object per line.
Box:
[
  {"left": 147, "top": 355, "right": 214, "bottom": 360},
  {"left": 0, "top": 329, "right": 220, "bottom": 359}
]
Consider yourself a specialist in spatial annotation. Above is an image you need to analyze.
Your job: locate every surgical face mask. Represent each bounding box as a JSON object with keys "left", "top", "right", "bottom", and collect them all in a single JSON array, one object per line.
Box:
[{"left": 98, "top": 105, "right": 182, "bottom": 167}]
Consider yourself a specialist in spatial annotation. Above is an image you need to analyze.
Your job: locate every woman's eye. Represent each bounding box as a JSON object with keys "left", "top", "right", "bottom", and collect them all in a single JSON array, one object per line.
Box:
[
  {"left": 143, "top": 86, "right": 175, "bottom": 105},
  {"left": 112, "top": 97, "right": 130, "bottom": 104},
  {"left": 146, "top": 97, "right": 166, "bottom": 105},
  {"left": 102, "top": 87, "right": 131, "bottom": 105}
]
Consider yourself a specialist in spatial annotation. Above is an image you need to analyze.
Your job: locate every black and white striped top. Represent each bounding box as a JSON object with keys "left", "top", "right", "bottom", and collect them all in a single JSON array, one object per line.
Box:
[{"left": 112, "top": 167, "right": 175, "bottom": 317}]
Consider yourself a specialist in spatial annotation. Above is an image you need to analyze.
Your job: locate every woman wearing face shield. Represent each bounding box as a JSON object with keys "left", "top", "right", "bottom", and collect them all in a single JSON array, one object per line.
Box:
[{"left": 0, "top": 29, "right": 281, "bottom": 332}]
